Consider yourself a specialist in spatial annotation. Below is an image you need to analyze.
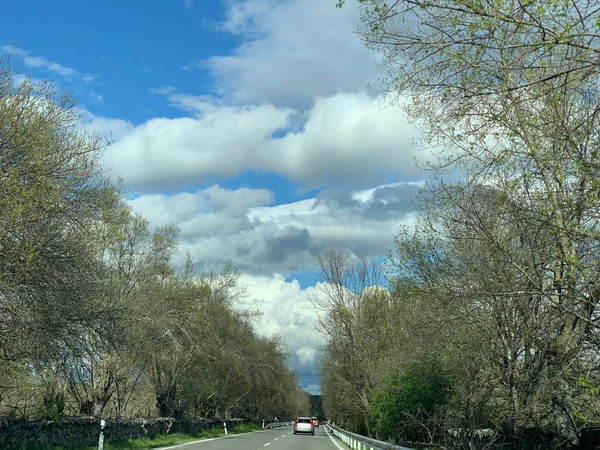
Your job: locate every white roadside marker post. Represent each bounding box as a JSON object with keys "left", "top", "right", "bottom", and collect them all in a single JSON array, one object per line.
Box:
[
  {"left": 98, "top": 419, "right": 106, "bottom": 450},
  {"left": 262, "top": 419, "right": 265, "bottom": 429},
  {"left": 223, "top": 422, "right": 228, "bottom": 435}
]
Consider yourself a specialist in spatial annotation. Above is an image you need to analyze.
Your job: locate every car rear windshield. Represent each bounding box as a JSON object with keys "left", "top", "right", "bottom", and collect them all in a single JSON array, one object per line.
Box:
[{"left": 298, "top": 418, "right": 311, "bottom": 423}]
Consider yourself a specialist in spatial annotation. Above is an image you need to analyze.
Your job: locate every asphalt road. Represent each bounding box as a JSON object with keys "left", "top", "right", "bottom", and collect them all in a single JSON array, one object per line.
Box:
[{"left": 158, "top": 425, "right": 344, "bottom": 450}]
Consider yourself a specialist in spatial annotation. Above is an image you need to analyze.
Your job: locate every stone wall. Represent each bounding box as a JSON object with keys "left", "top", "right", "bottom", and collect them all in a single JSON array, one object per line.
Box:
[{"left": 0, "top": 417, "right": 248, "bottom": 449}]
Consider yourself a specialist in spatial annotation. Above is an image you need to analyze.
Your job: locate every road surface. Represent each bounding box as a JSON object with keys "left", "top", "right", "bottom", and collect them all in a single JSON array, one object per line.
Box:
[{"left": 158, "top": 425, "right": 344, "bottom": 450}]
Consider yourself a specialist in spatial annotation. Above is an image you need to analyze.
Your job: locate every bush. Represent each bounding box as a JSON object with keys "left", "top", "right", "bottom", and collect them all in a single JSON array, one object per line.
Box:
[{"left": 370, "top": 360, "right": 454, "bottom": 443}]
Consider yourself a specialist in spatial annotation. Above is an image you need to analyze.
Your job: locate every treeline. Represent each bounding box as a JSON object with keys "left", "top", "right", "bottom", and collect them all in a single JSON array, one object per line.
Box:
[
  {"left": 0, "top": 59, "right": 309, "bottom": 421},
  {"left": 321, "top": 1, "right": 600, "bottom": 448}
]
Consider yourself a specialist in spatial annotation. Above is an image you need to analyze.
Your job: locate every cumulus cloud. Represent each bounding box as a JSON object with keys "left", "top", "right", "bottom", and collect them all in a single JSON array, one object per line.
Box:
[
  {"left": 234, "top": 273, "right": 325, "bottom": 391},
  {"left": 79, "top": 109, "right": 135, "bottom": 142},
  {"left": 202, "top": 0, "right": 382, "bottom": 109},
  {"left": 101, "top": 92, "right": 425, "bottom": 192},
  {"left": 238, "top": 274, "right": 320, "bottom": 353},
  {"left": 128, "top": 182, "right": 419, "bottom": 276},
  {"left": 234, "top": 274, "right": 324, "bottom": 394},
  {"left": 296, "top": 347, "right": 317, "bottom": 366}
]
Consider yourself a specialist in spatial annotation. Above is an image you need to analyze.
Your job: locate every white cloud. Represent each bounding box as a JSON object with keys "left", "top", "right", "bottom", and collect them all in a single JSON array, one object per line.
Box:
[
  {"left": 4, "top": 45, "right": 98, "bottom": 83},
  {"left": 79, "top": 109, "right": 135, "bottom": 142},
  {"left": 236, "top": 273, "right": 323, "bottom": 370},
  {"left": 184, "top": 0, "right": 195, "bottom": 9},
  {"left": 103, "top": 101, "right": 292, "bottom": 191},
  {"left": 203, "top": 0, "right": 381, "bottom": 108},
  {"left": 296, "top": 347, "right": 317, "bottom": 365},
  {"left": 101, "top": 91, "right": 425, "bottom": 192},
  {"left": 128, "top": 182, "right": 419, "bottom": 276}
]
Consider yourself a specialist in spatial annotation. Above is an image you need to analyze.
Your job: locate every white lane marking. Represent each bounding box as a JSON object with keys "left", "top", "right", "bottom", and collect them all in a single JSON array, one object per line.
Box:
[
  {"left": 155, "top": 430, "right": 267, "bottom": 449},
  {"left": 264, "top": 443, "right": 271, "bottom": 447},
  {"left": 274, "top": 437, "right": 279, "bottom": 440},
  {"left": 281, "top": 434, "right": 286, "bottom": 437},
  {"left": 324, "top": 427, "right": 348, "bottom": 450}
]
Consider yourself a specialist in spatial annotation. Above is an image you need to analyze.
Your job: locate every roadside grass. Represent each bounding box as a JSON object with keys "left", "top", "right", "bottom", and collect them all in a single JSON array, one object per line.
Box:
[{"left": 9, "top": 422, "right": 263, "bottom": 450}]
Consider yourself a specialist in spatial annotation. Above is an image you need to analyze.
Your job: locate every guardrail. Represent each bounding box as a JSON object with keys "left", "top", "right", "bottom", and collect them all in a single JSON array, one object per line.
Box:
[{"left": 326, "top": 424, "right": 413, "bottom": 450}]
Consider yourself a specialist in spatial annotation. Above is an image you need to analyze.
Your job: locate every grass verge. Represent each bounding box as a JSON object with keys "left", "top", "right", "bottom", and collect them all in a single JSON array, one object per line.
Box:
[{"left": 10, "top": 422, "right": 263, "bottom": 450}]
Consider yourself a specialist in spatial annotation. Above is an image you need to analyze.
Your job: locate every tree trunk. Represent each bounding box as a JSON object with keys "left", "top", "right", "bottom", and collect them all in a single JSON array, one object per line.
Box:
[
  {"left": 156, "top": 386, "right": 176, "bottom": 417},
  {"left": 551, "top": 387, "right": 579, "bottom": 446},
  {"left": 547, "top": 342, "right": 580, "bottom": 446}
]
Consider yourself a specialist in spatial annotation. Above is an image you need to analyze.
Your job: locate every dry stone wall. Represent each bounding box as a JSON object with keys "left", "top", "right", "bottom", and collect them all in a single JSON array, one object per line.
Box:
[{"left": 0, "top": 417, "right": 247, "bottom": 449}]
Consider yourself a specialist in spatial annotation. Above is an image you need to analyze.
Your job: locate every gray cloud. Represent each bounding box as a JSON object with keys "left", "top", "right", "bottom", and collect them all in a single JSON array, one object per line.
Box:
[
  {"left": 129, "top": 183, "right": 419, "bottom": 277},
  {"left": 263, "top": 226, "right": 313, "bottom": 263},
  {"left": 314, "top": 183, "right": 421, "bottom": 221}
]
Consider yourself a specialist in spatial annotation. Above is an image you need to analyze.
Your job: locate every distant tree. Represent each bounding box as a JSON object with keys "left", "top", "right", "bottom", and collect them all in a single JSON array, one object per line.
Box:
[
  {"left": 314, "top": 248, "right": 396, "bottom": 434},
  {"left": 309, "top": 395, "right": 324, "bottom": 420}
]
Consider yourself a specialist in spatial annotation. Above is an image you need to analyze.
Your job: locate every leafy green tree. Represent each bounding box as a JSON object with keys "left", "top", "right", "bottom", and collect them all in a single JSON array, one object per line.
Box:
[{"left": 370, "top": 361, "right": 454, "bottom": 444}]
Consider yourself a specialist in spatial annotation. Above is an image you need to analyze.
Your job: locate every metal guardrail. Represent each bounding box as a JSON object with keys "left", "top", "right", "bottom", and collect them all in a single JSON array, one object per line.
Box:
[{"left": 326, "top": 424, "right": 413, "bottom": 450}]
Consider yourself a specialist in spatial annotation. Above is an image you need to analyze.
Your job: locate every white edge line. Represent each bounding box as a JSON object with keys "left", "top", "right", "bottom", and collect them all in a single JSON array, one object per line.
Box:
[
  {"left": 325, "top": 426, "right": 350, "bottom": 450},
  {"left": 156, "top": 429, "right": 268, "bottom": 450}
]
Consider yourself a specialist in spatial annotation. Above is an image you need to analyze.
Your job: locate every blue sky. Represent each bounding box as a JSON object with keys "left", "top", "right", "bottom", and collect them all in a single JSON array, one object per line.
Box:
[{"left": 3, "top": 0, "right": 427, "bottom": 394}]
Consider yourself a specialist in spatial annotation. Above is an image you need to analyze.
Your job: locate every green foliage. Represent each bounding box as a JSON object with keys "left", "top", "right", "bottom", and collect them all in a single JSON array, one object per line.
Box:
[
  {"left": 309, "top": 395, "right": 325, "bottom": 420},
  {"left": 370, "top": 361, "right": 454, "bottom": 442},
  {"left": 32, "top": 388, "right": 66, "bottom": 421}
]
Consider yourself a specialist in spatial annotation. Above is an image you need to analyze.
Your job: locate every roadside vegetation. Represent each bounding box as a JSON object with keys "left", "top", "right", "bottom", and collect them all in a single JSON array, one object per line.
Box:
[
  {"left": 319, "top": 1, "right": 600, "bottom": 448},
  {"left": 0, "top": 56, "right": 309, "bottom": 423},
  {"left": 8, "top": 422, "right": 263, "bottom": 450}
]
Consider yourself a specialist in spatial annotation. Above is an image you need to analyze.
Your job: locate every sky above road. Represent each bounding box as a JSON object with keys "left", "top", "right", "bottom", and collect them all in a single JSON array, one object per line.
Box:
[{"left": 2, "top": 0, "right": 426, "bottom": 394}]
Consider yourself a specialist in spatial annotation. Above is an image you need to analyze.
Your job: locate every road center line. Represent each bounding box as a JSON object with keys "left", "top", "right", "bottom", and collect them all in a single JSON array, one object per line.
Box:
[{"left": 264, "top": 443, "right": 270, "bottom": 447}]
